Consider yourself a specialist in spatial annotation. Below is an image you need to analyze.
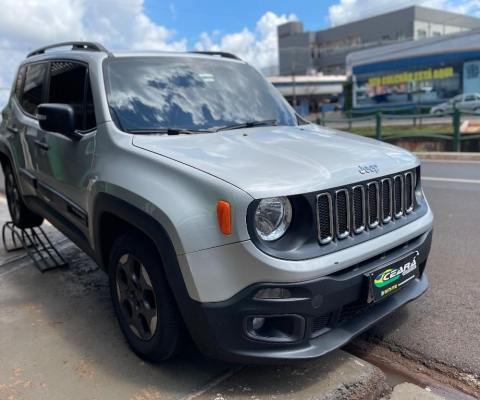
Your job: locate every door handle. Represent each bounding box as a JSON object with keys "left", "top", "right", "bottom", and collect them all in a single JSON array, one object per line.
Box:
[
  {"left": 34, "top": 140, "right": 50, "bottom": 151},
  {"left": 7, "top": 126, "right": 18, "bottom": 134}
]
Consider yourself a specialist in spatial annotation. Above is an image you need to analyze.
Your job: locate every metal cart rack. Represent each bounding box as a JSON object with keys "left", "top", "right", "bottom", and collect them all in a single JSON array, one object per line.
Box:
[{"left": 2, "top": 222, "right": 68, "bottom": 272}]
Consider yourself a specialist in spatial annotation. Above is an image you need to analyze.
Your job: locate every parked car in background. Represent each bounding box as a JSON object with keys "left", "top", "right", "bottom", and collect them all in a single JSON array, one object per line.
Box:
[{"left": 430, "top": 93, "right": 480, "bottom": 114}]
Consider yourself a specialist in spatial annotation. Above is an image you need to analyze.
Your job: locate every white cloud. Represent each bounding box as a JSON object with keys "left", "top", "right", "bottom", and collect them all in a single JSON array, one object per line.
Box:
[
  {"left": 0, "top": 0, "right": 187, "bottom": 110},
  {"left": 195, "top": 12, "right": 297, "bottom": 73},
  {"left": 328, "top": 0, "right": 480, "bottom": 26}
]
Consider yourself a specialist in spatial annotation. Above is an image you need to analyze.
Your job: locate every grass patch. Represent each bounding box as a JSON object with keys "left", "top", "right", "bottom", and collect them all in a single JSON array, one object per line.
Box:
[{"left": 334, "top": 123, "right": 454, "bottom": 137}]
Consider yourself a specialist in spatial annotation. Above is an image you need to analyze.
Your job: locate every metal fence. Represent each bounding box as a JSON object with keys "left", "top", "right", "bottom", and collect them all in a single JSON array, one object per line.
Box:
[{"left": 316, "top": 108, "right": 480, "bottom": 152}]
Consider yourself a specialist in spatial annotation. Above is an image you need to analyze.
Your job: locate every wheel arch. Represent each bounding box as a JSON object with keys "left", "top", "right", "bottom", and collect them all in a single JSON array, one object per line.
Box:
[
  {"left": 0, "top": 142, "right": 14, "bottom": 171},
  {"left": 92, "top": 193, "right": 191, "bottom": 309}
]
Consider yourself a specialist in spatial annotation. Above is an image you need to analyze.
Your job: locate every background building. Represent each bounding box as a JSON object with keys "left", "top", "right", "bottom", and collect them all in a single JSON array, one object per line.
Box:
[
  {"left": 267, "top": 74, "right": 345, "bottom": 114},
  {"left": 347, "top": 30, "right": 480, "bottom": 109},
  {"left": 277, "top": 6, "right": 480, "bottom": 76}
]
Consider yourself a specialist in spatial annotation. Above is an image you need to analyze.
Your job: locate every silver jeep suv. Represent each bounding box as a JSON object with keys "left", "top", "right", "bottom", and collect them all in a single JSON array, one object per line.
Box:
[{"left": 0, "top": 42, "right": 433, "bottom": 363}]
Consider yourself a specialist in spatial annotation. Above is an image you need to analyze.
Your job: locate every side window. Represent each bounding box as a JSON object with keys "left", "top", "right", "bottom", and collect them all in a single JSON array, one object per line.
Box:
[
  {"left": 23, "top": 63, "right": 47, "bottom": 116},
  {"left": 464, "top": 95, "right": 476, "bottom": 102},
  {"left": 48, "top": 62, "right": 96, "bottom": 131},
  {"left": 15, "top": 66, "right": 25, "bottom": 102}
]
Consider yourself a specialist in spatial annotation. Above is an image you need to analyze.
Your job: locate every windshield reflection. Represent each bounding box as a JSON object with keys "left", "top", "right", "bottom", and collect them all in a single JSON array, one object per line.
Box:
[{"left": 103, "top": 56, "right": 297, "bottom": 132}]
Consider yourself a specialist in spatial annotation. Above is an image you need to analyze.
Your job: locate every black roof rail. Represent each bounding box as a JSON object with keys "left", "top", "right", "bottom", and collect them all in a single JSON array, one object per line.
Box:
[
  {"left": 27, "top": 42, "right": 113, "bottom": 58},
  {"left": 190, "top": 51, "right": 242, "bottom": 61}
]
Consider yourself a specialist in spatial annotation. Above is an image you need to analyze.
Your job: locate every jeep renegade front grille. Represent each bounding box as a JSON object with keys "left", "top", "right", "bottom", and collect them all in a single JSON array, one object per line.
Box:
[{"left": 316, "top": 170, "right": 415, "bottom": 244}]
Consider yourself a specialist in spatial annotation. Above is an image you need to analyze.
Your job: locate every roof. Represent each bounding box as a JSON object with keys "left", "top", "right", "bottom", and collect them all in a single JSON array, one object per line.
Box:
[{"left": 268, "top": 74, "right": 346, "bottom": 84}]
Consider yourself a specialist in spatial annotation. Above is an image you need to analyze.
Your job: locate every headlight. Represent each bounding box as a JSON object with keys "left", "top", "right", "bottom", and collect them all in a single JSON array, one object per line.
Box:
[{"left": 255, "top": 197, "right": 292, "bottom": 241}]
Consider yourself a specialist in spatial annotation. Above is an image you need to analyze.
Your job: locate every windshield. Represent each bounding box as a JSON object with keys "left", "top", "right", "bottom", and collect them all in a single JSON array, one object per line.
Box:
[{"left": 103, "top": 56, "right": 298, "bottom": 132}]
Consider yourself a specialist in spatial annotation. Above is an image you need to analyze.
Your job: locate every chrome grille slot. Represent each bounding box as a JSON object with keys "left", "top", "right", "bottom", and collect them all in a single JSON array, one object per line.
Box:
[
  {"left": 381, "top": 178, "right": 392, "bottom": 224},
  {"left": 393, "top": 175, "right": 403, "bottom": 218},
  {"left": 405, "top": 172, "right": 414, "bottom": 213},
  {"left": 367, "top": 182, "right": 379, "bottom": 228},
  {"left": 316, "top": 193, "right": 333, "bottom": 244},
  {"left": 335, "top": 189, "right": 350, "bottom": 239},
  {"left": 352, "top": 185, "right": 365, "bottom": 234}
]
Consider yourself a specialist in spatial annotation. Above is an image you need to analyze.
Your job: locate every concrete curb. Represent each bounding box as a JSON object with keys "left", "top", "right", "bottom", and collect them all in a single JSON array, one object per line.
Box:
[
  {"left": 382, "top": 383, "right": 443, "bottom": 400},
  {"left": 415, "top": 152, "right": 480, "bottom": 162},
  {"left": 190, "top": 350, "right": 391, "bottom": 400}
]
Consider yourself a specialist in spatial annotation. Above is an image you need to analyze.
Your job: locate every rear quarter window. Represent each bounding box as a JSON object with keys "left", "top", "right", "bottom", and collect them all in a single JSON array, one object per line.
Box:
[
  {"left": 15, "top": 66, "right": 25, "bottom": 102},
  {"left": 22, "top": 63, "right": 47, "bottom": 117}
]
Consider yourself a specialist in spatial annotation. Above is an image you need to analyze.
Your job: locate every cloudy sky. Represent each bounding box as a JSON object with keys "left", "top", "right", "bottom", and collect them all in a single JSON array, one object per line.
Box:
[{"left": 1, "top": 0, "right": 479, "bottom": 109}]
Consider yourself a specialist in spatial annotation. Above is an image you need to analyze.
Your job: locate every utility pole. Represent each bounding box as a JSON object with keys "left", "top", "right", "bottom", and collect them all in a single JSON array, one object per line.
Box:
[{"left": 291, "top": 48, "right": 297, "bottom": 109}]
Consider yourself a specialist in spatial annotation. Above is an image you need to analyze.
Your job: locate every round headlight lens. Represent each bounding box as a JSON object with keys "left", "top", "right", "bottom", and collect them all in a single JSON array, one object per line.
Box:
[{"left": 255, "top": 197, "right": 292, "bottom": 241}]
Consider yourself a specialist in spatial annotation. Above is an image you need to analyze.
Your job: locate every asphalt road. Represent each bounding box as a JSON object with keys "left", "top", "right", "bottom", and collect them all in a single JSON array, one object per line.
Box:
[{"left": 357, "top": 160, "right": 480, "bottom": 377}]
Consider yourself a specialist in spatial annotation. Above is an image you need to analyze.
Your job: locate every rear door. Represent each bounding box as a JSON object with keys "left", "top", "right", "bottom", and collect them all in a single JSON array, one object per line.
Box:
[
  {"left": 7, "top": 62, "right": 48, "bottom": 196},
  {"left": 34, "top": 61, "right": 97, "bottom": 231}
]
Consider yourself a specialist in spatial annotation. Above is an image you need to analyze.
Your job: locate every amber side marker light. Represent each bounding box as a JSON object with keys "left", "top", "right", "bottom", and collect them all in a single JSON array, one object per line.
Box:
[{"left": 217, "top": 200, "right": 231, "bottom": 235}]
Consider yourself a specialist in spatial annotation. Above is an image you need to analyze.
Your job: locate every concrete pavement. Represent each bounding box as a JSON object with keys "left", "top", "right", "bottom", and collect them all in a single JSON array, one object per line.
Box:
[
  {"left": 191, "top": 352, "right": 390, "bottom": 400},
  {"left": 384, "top": 384, "right": 443, "bottom": 400}
]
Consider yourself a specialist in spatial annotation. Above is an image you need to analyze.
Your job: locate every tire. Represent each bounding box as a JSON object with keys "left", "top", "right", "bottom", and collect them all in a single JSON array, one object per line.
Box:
[
  {"left": 434, "top": 109, "right": 443, "bottom": 115},
  {"left": 108, "top": 232, "right": 186, "bottom": 361},
  {"left": 4, "top": 165, "right": 43, "bottom": 229},
  {"left": 474, "top": 107, "right": 480, "bottom": 114}
]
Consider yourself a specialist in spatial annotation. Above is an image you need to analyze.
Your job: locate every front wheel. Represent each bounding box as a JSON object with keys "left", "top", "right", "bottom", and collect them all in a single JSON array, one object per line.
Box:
[
  {"left": 4, "top": 165, "right": 43, "bottom": 229},
  {"left": 108, "top": 233, "right": 186, "bottom": 361},
  {"left": 474, "top": 107, "right": 480, "bottom": 114}
]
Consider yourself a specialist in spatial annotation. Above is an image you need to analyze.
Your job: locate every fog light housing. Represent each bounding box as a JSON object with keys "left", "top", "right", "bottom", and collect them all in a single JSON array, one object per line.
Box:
[
  {"left": 254, "top": 288, "right": 291, "bottom": 299},
  {"left": 252, "top": 317, "right": 265, "bottom": 330},
  {"left": 244, "top": 315, "right": 305, "bottom": 343}
]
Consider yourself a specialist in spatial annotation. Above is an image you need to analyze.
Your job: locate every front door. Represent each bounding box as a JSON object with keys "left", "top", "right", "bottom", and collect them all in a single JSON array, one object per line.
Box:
[{"left": 34, "top": 61, "right": 97, "bottom": 232}]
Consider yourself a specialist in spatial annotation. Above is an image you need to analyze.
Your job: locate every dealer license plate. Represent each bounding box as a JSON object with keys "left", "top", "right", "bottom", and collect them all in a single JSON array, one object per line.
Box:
[{"left": 366, "top": 251, "right": 420, "bottom": 303}]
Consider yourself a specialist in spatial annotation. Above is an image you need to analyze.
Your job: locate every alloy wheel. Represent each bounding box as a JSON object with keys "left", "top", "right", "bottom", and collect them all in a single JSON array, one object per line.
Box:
[
  {"left": 116, "top": 253, "right": 158, "bottom": 340},
  {"left": 6, "top": 171, "right": 21, "bottom": 222}
]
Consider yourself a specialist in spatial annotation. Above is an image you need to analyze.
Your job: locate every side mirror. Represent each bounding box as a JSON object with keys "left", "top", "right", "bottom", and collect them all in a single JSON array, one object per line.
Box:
[{"left": 37, "top": 104, "right": 82, "bottom": 141}]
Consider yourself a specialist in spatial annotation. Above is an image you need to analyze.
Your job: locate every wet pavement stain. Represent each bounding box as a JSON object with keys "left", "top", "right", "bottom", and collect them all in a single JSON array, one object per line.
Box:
[
  {"left": 0, "top": 367, "right": 44, "bottom": 400},
  {"left": 74, "top": 360, "right": 96, "bottom": 380},
  {"left": 134, "top": 385, "right": 163, "bottom": 400},
  {"left": 17, "top": 301, "right": 42, "bottom": 314}
]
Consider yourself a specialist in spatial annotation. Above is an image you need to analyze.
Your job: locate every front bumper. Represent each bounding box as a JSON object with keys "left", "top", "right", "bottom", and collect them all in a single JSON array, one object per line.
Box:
[{"left": 181, "top": 228, "right": 432, "bottom": 363}]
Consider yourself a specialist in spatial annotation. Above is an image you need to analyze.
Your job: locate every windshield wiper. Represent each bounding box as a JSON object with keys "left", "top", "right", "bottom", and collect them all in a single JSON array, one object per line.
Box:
[
  {"left": 216, "top": 119, "right": 277, "bottom": 132},
  {"left": 126, "top": 128, "right": 206, "bottom": 135}
]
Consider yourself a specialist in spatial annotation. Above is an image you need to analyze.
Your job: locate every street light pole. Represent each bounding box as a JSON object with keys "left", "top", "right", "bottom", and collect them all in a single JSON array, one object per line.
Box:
[{"left": 291, "top": 48, "right": 297, "bottom": 109}]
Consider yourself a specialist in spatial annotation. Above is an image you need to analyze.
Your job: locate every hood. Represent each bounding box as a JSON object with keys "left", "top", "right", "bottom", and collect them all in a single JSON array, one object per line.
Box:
[{"left": 132, "top": 125, "right": 419, "bottom": 199}]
